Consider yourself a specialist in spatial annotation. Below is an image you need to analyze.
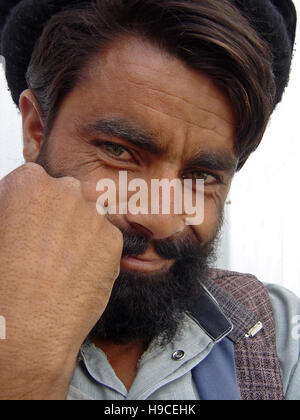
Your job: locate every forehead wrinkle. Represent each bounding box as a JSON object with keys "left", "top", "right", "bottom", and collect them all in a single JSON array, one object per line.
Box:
[
  {"left": 113, "top": 43, "right": 231, "bottom": 106},
  {"left": 129, "top": 97, "right": 234, "bottom": 142},
  {"left": 124, "top": 77, "right": 234, "bottom": 127}
]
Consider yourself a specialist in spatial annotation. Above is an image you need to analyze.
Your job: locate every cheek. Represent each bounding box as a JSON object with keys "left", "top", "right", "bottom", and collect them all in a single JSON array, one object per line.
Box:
[
  {"left": 80, "top": 167, "right": 120, "bottom": 203},
  {"left": 193, "top": 193, "right": 225, "bottom": 244}
]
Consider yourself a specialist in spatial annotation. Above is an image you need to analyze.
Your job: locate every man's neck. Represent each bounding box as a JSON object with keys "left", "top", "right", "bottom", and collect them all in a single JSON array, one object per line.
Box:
[{"left": 92, "top": 338, "right": 148, "bottom": 391}]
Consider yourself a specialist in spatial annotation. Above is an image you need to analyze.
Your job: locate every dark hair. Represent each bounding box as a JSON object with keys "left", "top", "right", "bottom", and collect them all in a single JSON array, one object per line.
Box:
[{"left": 19, "top": 1, "right": 279, "bottom": 168}]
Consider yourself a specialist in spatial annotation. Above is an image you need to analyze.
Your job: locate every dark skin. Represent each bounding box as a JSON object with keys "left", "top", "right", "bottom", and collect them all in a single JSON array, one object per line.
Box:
[
  {"left": 20, "top": 36, "right": 238, "bottom": 391},
  {"left": 92, "top": 338, "right": 148, "bottom": 390}
]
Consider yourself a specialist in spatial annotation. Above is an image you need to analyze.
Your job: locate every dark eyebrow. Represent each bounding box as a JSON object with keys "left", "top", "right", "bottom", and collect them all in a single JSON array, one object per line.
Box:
[
  {"left": 79, "top": 118, "right": 164, "bottom": 155},
  {"left": 186, "top": 150, "right": 238, "bottom": 176}
]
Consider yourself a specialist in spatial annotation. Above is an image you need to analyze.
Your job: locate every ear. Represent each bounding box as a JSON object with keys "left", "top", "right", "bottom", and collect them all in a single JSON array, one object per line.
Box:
[{"left": 19, "top": 89, "right": 45, "bottom": 163}]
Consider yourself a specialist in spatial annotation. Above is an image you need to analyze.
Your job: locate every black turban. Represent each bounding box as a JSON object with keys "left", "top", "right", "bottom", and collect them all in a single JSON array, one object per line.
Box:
[{"left": 0, "top": 0, "right": 297, "bottom": 108}]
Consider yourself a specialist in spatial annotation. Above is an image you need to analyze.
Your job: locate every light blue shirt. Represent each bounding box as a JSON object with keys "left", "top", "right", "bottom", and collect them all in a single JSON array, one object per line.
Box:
[
  {"left": 267, "top": 284, "right": 300, "bottom": 399},
  {"left": 67, "top": 284, "right": 300, "bottom": 400}
]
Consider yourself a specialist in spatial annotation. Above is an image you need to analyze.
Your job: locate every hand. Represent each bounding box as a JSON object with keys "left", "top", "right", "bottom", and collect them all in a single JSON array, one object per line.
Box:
[{"left": 0, "top": 163, "right": 123, "bottom": 400}]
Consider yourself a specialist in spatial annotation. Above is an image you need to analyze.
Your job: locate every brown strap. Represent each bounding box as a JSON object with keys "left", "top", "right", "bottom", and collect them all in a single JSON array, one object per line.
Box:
[{"left": 206, "top": 269, "right": 285, "bottom": 400}]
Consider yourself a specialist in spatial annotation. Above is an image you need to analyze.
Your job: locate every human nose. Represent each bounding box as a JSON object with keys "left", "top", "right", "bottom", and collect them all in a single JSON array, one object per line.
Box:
[
  {"left": 125, "top": 212, "right": 185, "bottom": 240},
  {"left": 124, "top": 173, "right": 186, "bottom": 240}
]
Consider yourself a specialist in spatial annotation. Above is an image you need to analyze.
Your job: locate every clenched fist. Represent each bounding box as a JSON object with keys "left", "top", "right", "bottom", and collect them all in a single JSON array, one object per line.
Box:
[{"left": 0, "top": 163, "right": 123, "bottom": 400}]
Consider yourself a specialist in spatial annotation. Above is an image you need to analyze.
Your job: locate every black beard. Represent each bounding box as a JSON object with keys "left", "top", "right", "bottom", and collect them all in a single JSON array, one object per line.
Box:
[
  {"left": 89, "top": 228, "right": 218, "bottom": 346},
  {"left": 35, "top": 150, "right": 220, "bottom": 346}
]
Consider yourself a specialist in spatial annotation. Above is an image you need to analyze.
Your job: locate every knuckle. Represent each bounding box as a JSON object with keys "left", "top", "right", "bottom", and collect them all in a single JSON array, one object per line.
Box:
[
  {"left": 18, "top": 162, "right": 46, "bottom": 175},
  {"left": 2, "top": 163, "right": 46, "bottom": 184},
  {"left": 59, "top": 176, "right": 81, "bottom": 188},
  {"left": 16, "top": 163, "right": 48, "bottom": 186},
  {"left": 53, "top": 177, "right": 83, "bottom": 204},
  {"left": 57, "top": 177, "right": 82, "bottom": 195},
  {"left": 0, "top": 163, "right": 48, "bottom": 199},
  {"left": 110, "top": 225, "right": 124, "bottom": 251},
  {"left": 112, "top": 264, "right": 121, "bottom": 281},
  {"left": 100, "top": 219, "right": 123, "bottom": 252}
]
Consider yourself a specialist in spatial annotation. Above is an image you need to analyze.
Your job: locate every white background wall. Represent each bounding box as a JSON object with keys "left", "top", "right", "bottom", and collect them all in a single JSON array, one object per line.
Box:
[
  {"left": 1, "top": 1, "right": 300, "bottom": 297},
  {"left": 0, "top": 56, "right": 23, "bottom": 178}
]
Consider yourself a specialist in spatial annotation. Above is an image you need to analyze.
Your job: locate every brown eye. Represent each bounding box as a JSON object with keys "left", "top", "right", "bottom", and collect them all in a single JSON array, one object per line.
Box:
[
  {"left": 189, "top": 171, "right": 209, "bottom": 181},
  {"left": 101, "top": 142, "right": 132, "bottom": 161},
  {"left": 183, "top": 171, "right": 219, "bottom": 185}
]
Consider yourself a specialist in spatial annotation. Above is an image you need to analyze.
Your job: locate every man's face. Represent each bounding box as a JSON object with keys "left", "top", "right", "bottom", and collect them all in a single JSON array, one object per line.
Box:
[{"left": 32, "top": 37, "right": 237, "bottom": 344}]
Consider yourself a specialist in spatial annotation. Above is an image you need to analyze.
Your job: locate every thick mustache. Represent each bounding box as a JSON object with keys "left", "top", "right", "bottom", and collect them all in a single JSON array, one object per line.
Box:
[{"left": 121, "top": 228, "right": 202, "bottom": 261}]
